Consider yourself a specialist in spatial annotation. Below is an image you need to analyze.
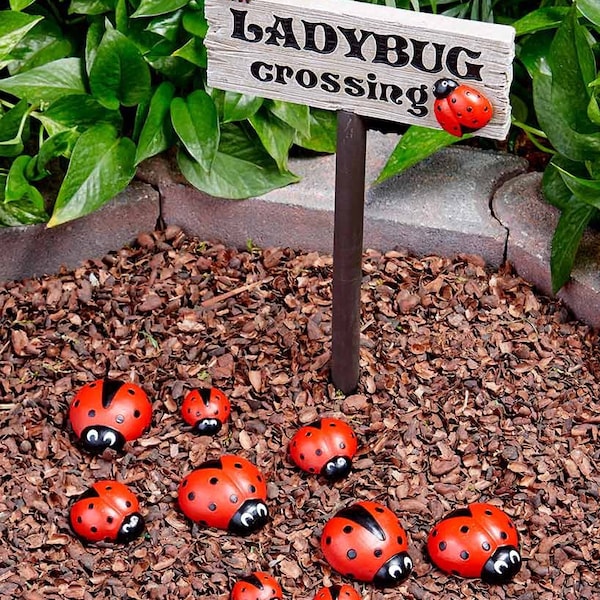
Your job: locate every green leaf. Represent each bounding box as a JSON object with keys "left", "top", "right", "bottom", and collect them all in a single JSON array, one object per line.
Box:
[
  {"left": 182, "top": 9, "right": 208, "bottom": 38},
  {"left": 542, "top": 155, "right": 586, "bottom": 211},
  {"left": 89, "top": 27, "right": 152, "bottom": 109},
  {"left": 132, "top": 0, "right": 190, "bottom": 18},
  {"left": 10, "top": 0, "right": 37, "bottom": 10},
  {"left": 293, "top": 108, "right": 336, "bottom": 153},
  {"left": 170, "top": 90, "right": 219, "bottom": 172},
  {"left": 248, "top": 109, "right": 295, "bottom": 173},
  {"left": 578, "top": 0, "right": 600, "bottom": 27},
  {"left": 37, "top": 94, "right": 123, "bottom": 136},
  {"left": 85, "top": 19, "right": 104, "bottom": 76},
  {"left": 26, "top": 130, "right": 80, "bottom": 181},
  {"left": 0, "top": 57, "right": 85, "bottom": 104},
  {"left": 135, "top": 81, "right": 176, "bottom": 164},
  {"left": 268, "top": 100, "right": 310, "bottom": 138},
  {"left": 222, "top": 91, "right": 264, "bottom": 124},
  {"left": 0, "top": 194, "right": 48, "bottom": 226},
  {"left": 375, "top": 125, "right": 464, "bottom": 184},
  {"left": 589, "top": 95, "right": 600, "bottom": 127},
  {"left": 512, "top": 8, "right": 570, "bottom": 36},
  {"left": 69, "top": 0, "right": 116, "bottom": 15},
  {"left": 48, "top": 124, "right": 136, "bottom": 227},
  {"left": 146, "top": 10, "right": 184, "bottom": 42},
  {"left": 5, "top": 155, "right": 45, "bottom": 212},
  {"left": 0, "top": 99, "right": 30, "bottom": 157},
  {"left": 171, "top": 37, "right": 206, "bottom": 67},
  {"left": 178, "top": 125, "right": 299, "bottom": 199},
  {"left": 550, "top": 200, "right": 595, "bottom": 293},
  {"left": 0, "top": 11, "right": 43, "bottom": 66},
  {"left": 553, "top": 164, "right": 600, "bottom": 210}
]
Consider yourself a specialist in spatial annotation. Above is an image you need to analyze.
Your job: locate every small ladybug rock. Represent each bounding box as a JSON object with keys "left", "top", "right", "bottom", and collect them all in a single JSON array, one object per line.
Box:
[
  {"left": 313, "top": 584, "right": 362, "bottom": 600},
  {"left": 178, "top": 454, "right": 268, "bottom": 535},
  {"left": 427, "top": 503, "right": 522, "bottom": 584},
  {"left": 230, "top": 572, "right": 282, "bottom": 600},
  {"left": 69, "top": 379, "right": 152, "bottom": 454},
  {"left": 69, "top": 480, "right": 145, "bottom": 544},
  {"left": 433, "top": 78, "right": 493, "bottom": 137},
  {"left": 321, "top": 500, "right": 413, "bottom": 587},
  {"left": 289, "top": 418, "right": 358, "bottom": 480},
  {"left": 181, "top": 387, "right": 231, "bottom": 436}
]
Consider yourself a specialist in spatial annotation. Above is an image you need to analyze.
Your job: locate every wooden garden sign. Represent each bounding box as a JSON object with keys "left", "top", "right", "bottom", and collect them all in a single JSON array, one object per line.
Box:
[{"left": 205, "top": 0, "right": 515, "bottom": 392}]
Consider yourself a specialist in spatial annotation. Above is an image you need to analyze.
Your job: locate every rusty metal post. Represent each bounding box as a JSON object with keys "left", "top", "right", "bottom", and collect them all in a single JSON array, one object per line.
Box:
[{"left": 331, "top": 111, "right": 367, "bottom": 395}]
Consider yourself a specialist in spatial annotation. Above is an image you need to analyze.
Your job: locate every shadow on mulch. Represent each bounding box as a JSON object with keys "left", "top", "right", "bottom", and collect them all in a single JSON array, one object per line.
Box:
[{"left": 1, "top": 227, "right": 598, "bottom": 600}]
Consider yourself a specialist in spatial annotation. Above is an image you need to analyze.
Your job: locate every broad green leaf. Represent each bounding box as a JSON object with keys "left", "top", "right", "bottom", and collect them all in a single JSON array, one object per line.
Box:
[
  {"left": 26, "top": 130, "right": 80, "bottom": 180},
  {"left": 85, "top": 19, "right": 104, "bottom": 76},
  {"left": 37, "top": 94, "right": 123, "bottom": 136},
  {"left": 554, "top": 164, "right": 600, "bottom": 210},
  {"left": 69, "top": 0, "right": 116, "bottom": 15},
  {"left": 248, "top": 109, "right": 295, "bottom": 173},
  {"left": 589, "top": 96, "right": 600, "bottom": 127},
  {"left": 542, "top": 155, "right": 587, "bottom": 211},
  {"left": 518, "top": 30, "right": 554, "bottom": 79},
  {"left": 171, "top": 38, "right": 206, "bottom": 67},
  {"left": 512, "top": 8, "right": 570, "bottom": 36},
  {"left": 146, "top": 10, "right": 184, "bottom": 42},
  {"left": 0, "top": 99, "right": 30, "bottom": 157},
  {"left": 132, "top": 0, "right": 189, "bottom": 18},
  {"left": 170, "top": 90, "right": 219, "bottom": 171},
  {"left": 0, "top": 57, "right": 85, "bottom": 105},
  {"left": 375, "top": 125, "right": 464, "bottom": 184},
  {"left": 48, "top": 124, "right": 136, "bottom": 227},
  {"left": 5, "top": 155, "right": 45, "bottom": 211},
  {"left": 0, "top": 196, "right": 48, "bottom": 226},
  {"left": 550, "top": 200, "right": 595, "bottom": 293},
  {"left": 578, "top": 0, "right": 600, "bottom": 27},
  {"left": 293, "top": 108, "right": 337, "bottom": 153},
  {"left": 222, "top": 91, "right": 264, "bottom": 124},
  {"left": 10, "top": 0, "right": 37, "bottom": 10},
  {"left": 89, "top": 28, "right": 151, "bottom": 109},
  {"left": 135, "top": 81, "right": 176, "bottom": 164},
  {"left": 6, "top": 17, "right": 73, "bottom": 75},
  {"left": 182, "top": 9, "right": 208, "bottom": 38},
  {"left": 0, "top": 11, "right": 43, "bottom": 66},
  {"left": 268, "top": 100, "right": 310, "bottom": 138}
]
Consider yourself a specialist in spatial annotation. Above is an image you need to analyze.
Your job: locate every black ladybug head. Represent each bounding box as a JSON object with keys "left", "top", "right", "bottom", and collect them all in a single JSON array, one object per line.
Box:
[
  {"left": 193, "top": 417, "right": 222, "bottom": 436},
  {"left": 80, "top": 425, "right": 125, "bottom": 454},
  {"left": 373, "top": 551, "right": 413, "bottom": 587},
  {"left": 482, "top": 545, "right": 522, "bottom": 584},
  {"left": 321, "top": 456, "right": 352, "bottom": 480},
  {"left": 229, "top": 499, "right": 269, "bottom": 536},
  {"left": 433, "top": 78, "right": 459, "bottom": 99},
  {"left": 116, "top": 512, "right": 145, "bottom": 543}
]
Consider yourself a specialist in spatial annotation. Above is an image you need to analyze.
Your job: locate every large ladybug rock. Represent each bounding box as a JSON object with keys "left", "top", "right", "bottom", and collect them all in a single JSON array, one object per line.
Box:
[
  {"left": 313, "top": 584, "right": 361, "bottom": 599},
  {"left": 69, "top": 480, "right": 145, "bottom": 544},
  {"left": 230, "top": 572, "right": 282, "bottom": 600},
  {"left": 427, "top": 503, "right": 522, "bottom": 584},
  {"left": 321, "top": 500, "right": 413, "bottom": 587},
  {"left": 178, "top": 455, "right": 268, "bottom": 536},
  {"left": 69, "top": 379, "right": 152, "bottom": 454},
  {"left": 288, "top": 418, "right": 358, "bottom": 480},
  {"left": 181, "top": 387, "right": 231, "bottom": 436},
  {"left": 433, "top": 78, "right": 493, "bottom": 137}
]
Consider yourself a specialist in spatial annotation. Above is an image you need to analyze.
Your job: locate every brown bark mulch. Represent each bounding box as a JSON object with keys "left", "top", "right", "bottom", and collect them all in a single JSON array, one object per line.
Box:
[{"left": 1, "top": 227, "right": 598, "bottom": 600}]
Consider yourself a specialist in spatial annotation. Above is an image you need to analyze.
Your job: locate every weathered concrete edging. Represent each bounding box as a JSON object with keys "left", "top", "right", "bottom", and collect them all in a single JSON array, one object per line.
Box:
[{"left": 1, "top": 132, "right": 599, "bottom": 328}]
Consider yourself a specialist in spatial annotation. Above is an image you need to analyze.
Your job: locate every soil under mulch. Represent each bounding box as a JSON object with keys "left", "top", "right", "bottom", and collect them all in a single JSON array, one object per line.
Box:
[{"left": 1, "top": 227, "right": 599, "bottom": 600}]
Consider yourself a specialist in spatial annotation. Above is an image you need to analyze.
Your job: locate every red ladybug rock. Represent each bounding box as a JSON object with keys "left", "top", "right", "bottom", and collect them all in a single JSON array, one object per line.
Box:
[
  {"left": 313, "top": 584, "right": 361, "bottom": 599},
  {"left": 433, "top": 78, "right": 493, "bottom": 137},
  {"left": 181, "top": 387, "right": 231, "bottom": 436},
  {"left": 427, "top": 503, "right": 521, "bottom": 584},
  {"left": 178, "top": 454, "right": 268, "bottom": 535},
  {"left": 69, "top": 379, "right": 152, "bottom": 454},
  {"left": 230, "top": 572, "right": 282, "bottom": 600},
  {"left": 321, "top": 500, "right": 413, "bottom": 587},
  {"left": 69, "top": 480, "right": 145, "bottom": 544},
  {"left": 288, "top": 418, "right": 358, "bottom": 480}
]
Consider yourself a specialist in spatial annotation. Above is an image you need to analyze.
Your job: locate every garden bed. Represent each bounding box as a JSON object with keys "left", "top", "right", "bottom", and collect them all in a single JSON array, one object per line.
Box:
[{"left": 1, "top": 228, "right": 598, "bottom": 599}]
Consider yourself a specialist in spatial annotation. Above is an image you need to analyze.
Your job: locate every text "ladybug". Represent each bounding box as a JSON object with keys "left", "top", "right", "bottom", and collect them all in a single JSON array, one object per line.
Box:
[
  {"left": 321, "top": 500, "right": 413, "bottom": 587},
  {"left": 230, "top": 572, "right": 282, "bottom": 600},
  {"left": 69, "top": 480, "right": 145, "bottom": 544},
  {"left": 427, "top": 502, "right": 522, "bottom": 584}
]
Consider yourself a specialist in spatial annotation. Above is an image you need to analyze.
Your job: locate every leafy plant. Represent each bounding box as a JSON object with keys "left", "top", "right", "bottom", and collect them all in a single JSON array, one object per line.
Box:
[
  {"left": 377, "top": 0, "right": 600, "bottom": 293},
  {"left": 0, "top": 0, "right": 337, "bottom": 228}
]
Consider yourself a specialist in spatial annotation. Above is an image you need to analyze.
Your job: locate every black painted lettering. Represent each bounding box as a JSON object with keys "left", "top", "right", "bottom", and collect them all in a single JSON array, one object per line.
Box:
[
  {"left": 265, "top": 16, "right": 301, "bottom": 48},
  {"left": 338, "top": 27, "right": 373, "bottom": 61},
  {"left": 406, "top": 84, "right": 429, "bottom": 116},
  {"left": 344, "top": 76, "right": 365, "bottom": 97},
  {"left": 446, "top": 46, "right": 483, "bottom": 80},
  {"left": 366, "top": 73, "right": 378, "bottom": 100},
  {"left": 321, "top": 71, "right": 341, "bottom": 93},
  {"left": 389, "top": 86, "right": 403, "bottom": 105},
  {"left": 410, "top": 40, "right": 444, "bottom": 73},
  {"left": 296, "top": 68, "right": 318, "bottom": 88},
  {"left": 372, "top": 34, "right": 410, "bottom": 67},
  {"left": 302, "top": 21, "right": 337, "bottom": 54},
  {"left": 230, "top": 9, "right": 263, "bottom": 43},
  {"left": 274, "top": 64, "right": 294, "bottom": 84},
  {"left": 250, "top": 61, "right": 273, "bottom": 82}
]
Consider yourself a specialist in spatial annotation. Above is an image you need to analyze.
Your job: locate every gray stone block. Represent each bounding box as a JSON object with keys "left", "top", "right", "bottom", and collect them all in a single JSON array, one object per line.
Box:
[
  {"left": 0, "top": 182, "right": 160, "bottom": 283},
  {"left": 493, "top": 172, "right": 600, "bottom": 328}
]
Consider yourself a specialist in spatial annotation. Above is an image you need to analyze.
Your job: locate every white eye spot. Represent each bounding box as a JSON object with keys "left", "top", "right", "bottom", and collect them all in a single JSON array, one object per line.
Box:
[
  {"left": 404, "top": 556, "right": 413, "bottom": 570},
  {"left": 240, "top": 513, "right": 255, "bottom": 528},
  {"left": 509, "top": 550, "right": 520, "bottom": 564},
  {"left": 336, "top": 457, "right": 346, "bottom": 467},
  {"left": 122, "top": 515, "right": 139, "bottom": 533},
  {"left": 103, "top": 431, "right": 117, "bottom": 447},
  {"left": 388, "top": 565, "right": 403, "bottom": 579},
  {"left": 494, "top": 559, "right": 509, "bottom": 574},
  {"left": 86, "top": 429, "right": 99, "bottom": 442},
  {"left": 256, "top": 503, "right": 267, "bottom": 517}
]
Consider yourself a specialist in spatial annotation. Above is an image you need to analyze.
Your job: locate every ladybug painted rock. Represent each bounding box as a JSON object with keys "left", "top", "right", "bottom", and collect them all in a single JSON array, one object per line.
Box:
[
  {"left": 178, "top": 454, "right": 268, "bottom": 535},
  {"left": 181, "top": 387, "right": 231, "bottom": 436},
  {"left": 321, "top": 500, "right": 413, "bottom": 587},
  {"left": 433, "top": 78, "right": 493, "bottom": 137},
  {"left": 427, "top": 503, "right": 522, "bottom": 584},
  {"left": 230, "top": 572, "right": 282, "bottom": 600},
  {"left": 69, "top": 379, "right": 152, "bottom": 454},
  {"left": 289, "top": 418, "right": 358, "bottom": 480},
  {"left": 313, "top": 584, "right": 361, "bottom": 600},
  {"left": 69, "top": 480, "right": 145, "bottom": 544}
]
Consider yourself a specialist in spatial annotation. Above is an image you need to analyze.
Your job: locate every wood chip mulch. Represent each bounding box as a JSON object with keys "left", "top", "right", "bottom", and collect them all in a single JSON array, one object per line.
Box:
[{"left": 1, "top": 227, "right": 599, "bottom": 600}]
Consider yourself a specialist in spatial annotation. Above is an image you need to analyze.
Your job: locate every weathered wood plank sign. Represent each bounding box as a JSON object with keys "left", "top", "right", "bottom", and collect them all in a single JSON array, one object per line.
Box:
[{"left": 205, "top": 0, "right": 515, "bottom": 139}]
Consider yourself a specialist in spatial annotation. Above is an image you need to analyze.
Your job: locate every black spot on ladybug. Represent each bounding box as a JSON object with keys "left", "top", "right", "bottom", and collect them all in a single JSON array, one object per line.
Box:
[
  {"left": 88, "top": 410, "right": 96, "bottom": 417},
  {"left": 125, "top": 501, "right": 131, "bottom": 508},
  {"left": 484, "top": 509, "right": 493, "bottom": 516},
  {"left": 210, "top": 477, "right": 219, "bottom": 485},
  {"left": 374, "top": 548, "right": 383, "bottom": 557},
  {"left": 347, "top": 549, "right": 357, "bottom": 559},
  {"left": 482, "top": 541, "right": 491, "bottom": 551},
  {"left": 467, "top": 106, "right": 473, "bottom": 112},
  {"left": 187, "top": 492, "right": 195, "bottom": 501},
  {"left": 91, "top": 526, "right": 97, "bottom": 533},
  {"left": 457, "top": 112, "right": 462, "bottom": 117},
  {"left": 437, "top": 106, "right": 442, "bottom": 111},
  {"left": 213, "top": 409, "right": 219, "bottom": 415},
  {"left": 329, "top": 422, "right": 336, "bottom": 427},
  {"left": 77, "top": 516, "right": 82, "bottom": 523},
  {"left": 230, "top": 494, "right": 238, "bottom": 503},
  {"left": 133, "top": 410, "right": 141, "bottom": 418},
  {"left": 375, "top": 507, "right": 384, "bottom": 513},
  {"left": 460, "top": 525, "right": 469, "bottom": 533},
  {"left": 451, "top": 98, "right": 457, "bottom": 103},
  {"left": 325, "top": 536, "right": 332, "bottom": 545},
  {"left": 300, "top": 453, "right": 305, "bottom": 460},
  {"left": 343, "top": 525, "right": 353, "bottom": 534},
  {"left": 340, "top": 442, "right": 346, "bottom": 449},
  {"left": 88, "top": 503, "right": 94, "bottom": 509},
  {"left": 182, "top": 479, "right": 188, "bottom": 487},
  {"left": 107, "top": 516, "right": 114, "bottom": 523},
  {"left": 208, "top": 503, "right": 217, "bottom": 511},
  {"left": 257, "top": 475, "right": 263, "bottom": 482},
  {"left": 439, "top": 541, "right": 447, "bottom": 551},
  {"left": 397, "top": 536, "right": 403, "bottom": 545},
  {"left": 116, "top": 414, "right": 125, "bottom": 424},
  {"left": 460, "top": 550, "right": 469, "bottom": 560},
  {"left": 500, "top": 531, "right": 508, "bottom": 539},
  {"left": 74, "top": 400, "right": 80, "bottom": 407},
  {"left": 484, "top": 106, "right": 489, "bottom": 112},
  {"left": 316, "top": 449, "right": 323, "bottom": 456},
  {"left": 431, "top": 529, "right": 438, "bottom": 537},
  {"left": 249, "top": 484, "right": 256, "bottom": 493},
  {"left": 234, "top": 462, "right": 243, "bottom": 469},
  {"left": 306, "top": 432, "right": 312, "bottom": 437}
]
